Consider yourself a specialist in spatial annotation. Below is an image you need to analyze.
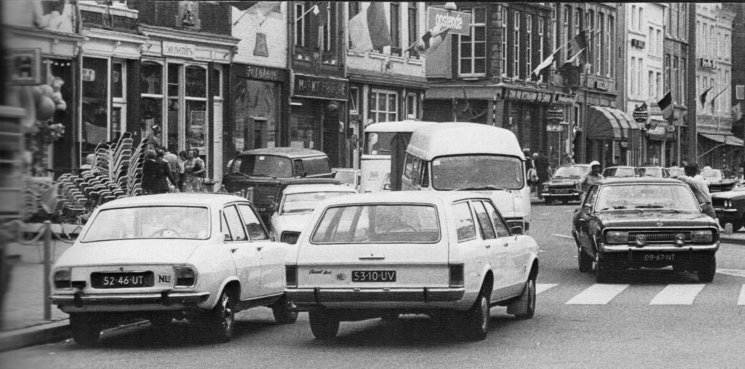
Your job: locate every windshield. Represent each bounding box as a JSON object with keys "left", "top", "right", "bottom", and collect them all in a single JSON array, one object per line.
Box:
[
  {"left": 232, "top": 155, "right": 292, "bottom": 178},
  {"left": 364, "top": 132, "right": 398, "bottom": 155},
  {"left": 82, "top": 206, "right": 210, "bottom": 242},
  {"left": 431, "top": 155, "right": 524, "bottom": 191},
  {"left": 281, "top": 191, "right": 355, "bottom": 214},
  {"left": 638, "top": 167, "right": 662, "bottom": 177},
  {"left": 311, "top": 204, "right": 440, "bottom": 243},
  {"left": 603, "top": 167, "right": 635, "bottom": 177},
  {"left": 554, "top": 166, "right": 590, "bottom": 178},
  {"left": 595, "top": 184, "right": 698, "bottom": 212}
]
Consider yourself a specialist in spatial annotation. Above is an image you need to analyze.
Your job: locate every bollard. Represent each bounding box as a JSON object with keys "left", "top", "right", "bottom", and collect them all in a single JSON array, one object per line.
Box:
[
  {"left": 43, "top": 221, "right": 52, "bottom": 321},
  {"left": 725, "top": 222, "right": 733, "bottom": 234}
]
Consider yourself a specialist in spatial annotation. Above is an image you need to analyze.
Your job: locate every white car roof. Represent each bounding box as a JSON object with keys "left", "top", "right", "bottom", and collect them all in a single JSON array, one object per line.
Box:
[
  {"left": 96, "top": 193, "right": 248, "bottom": 209},
  {"left": 363, "top": 120, "right": 438, "bottom": 133},
  {"left": 407, "top": 122, "right": 523, "bottom": 160},
  {"left": 313, "top": 190, "right": 490, "bottom": 208},
  {"left": 283, "top": 184, "right": 357, "bottom": 195}
]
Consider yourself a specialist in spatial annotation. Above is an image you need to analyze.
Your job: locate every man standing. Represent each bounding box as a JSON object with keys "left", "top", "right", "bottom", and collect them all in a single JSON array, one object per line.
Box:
[
  {"left": 677, "top": 163, "right": 716, "bottom": 219},
  {"left": 581, "top": 161, "right": 603, "bottom": 193},
  {"left": 534, "top": 152, "right": 551, "bottom": 199}
]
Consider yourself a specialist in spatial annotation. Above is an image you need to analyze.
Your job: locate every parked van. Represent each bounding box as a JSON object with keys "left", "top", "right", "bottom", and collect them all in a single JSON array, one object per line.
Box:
[
  {"left": 360, "top": 120, "right": 437, "bottom": 192},
  {"left": 402, "top": 122, "right": 531, "bottom": 233}
]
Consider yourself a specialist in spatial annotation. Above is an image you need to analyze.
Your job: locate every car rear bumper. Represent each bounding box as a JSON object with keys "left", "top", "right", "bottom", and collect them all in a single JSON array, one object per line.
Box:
[
  {"left": 600, "top": 243, "right": 719, "bottom": 252},
  {"left": 52, "top": 291, "right": 210, "bottom": 312},
  {"left": 285, "top": 287, "right": 465, "bottom": 309}
]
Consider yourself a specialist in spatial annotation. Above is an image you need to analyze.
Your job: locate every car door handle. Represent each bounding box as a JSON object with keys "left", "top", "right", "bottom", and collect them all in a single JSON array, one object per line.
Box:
[
  {"left": 230, "top": 247, "right": 238, "bottom": 253},
  {"left": 256, "top": 246, "right": 263, "bottom": 252},
  {"left": 485, "top": 244, "right": 491, "bottom": 249},
  {"left": 503, "top": 243, "right": 509, "bottom": 247},
  {"left": 359, "top": 256, "right": 385, "bottom": 260}
]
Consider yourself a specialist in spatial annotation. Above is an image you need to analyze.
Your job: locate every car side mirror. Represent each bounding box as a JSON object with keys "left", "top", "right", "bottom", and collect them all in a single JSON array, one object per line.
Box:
[{"left": 510, "top": 225, "right": 523, "bottom": 235}]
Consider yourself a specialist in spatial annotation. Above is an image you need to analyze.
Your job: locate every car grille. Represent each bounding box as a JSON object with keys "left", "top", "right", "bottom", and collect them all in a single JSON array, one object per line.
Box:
[
  {"left": 712, "top": 198, "right": 726, "bottom": 207},
  {"left": 628, "top": 231, "right": 690, "bottom": 243},
  {"left": 549, "top": 186, "right": 575, "bottom": 194}
]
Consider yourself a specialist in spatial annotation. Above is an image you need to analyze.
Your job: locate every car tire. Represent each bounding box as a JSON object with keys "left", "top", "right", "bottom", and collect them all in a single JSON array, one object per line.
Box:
[
  {"left": 207, "top": 289, "right": 235, "bottom": 343},
  {"left": 271, "top": 296, "right": 298, "bottom": 324},
  {"left": 544, "top": 197, "right": 553, "bottom": 205},
  {"left": 595, "top": 261, "right": 611, "bottom": 283},
  {"left": 462, "top": 291, "right": 490, "bottom": 341},
  {"left": 308, "top": 310, "right": 339, "bottom": 339},
  {"left": 578, "top": 247, "right": 593, "bottom": 273},
  {"left": 697, "top": 256, "right": 716, "bottom": 283},
  {"left": 513, "top": 278, "right": 536, "bottom": 319},
  {"left": 70, "top": 313, "right": 102, "bottom": 346}
]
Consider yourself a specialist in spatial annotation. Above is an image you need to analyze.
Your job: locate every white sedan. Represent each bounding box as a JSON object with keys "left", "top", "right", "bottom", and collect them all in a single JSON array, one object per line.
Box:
[
  {"left": 270, "top": 183, "right": 358, "bottom": 244},
  {"left": 285, "top": 191, "right": 540, "bottom": 341},
  {"left": 50, "top": 193, "right": 297, "bottom": 345}
]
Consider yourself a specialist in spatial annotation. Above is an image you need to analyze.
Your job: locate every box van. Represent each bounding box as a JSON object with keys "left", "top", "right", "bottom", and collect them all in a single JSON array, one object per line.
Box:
[
  {"left": 401, "top": 122, "right": 531, "bottom": 233},
  {"left": 360, "top": 120, "right": 437, "bottom": 192}
]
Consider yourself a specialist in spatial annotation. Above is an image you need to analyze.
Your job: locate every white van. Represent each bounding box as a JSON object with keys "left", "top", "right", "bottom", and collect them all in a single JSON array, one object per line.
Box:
[
  {"left": 401, "top": 122, "right": 531, "bottom": 233},
  {"left": 360, "top": 120, "right": 437, "bottom": 193}
]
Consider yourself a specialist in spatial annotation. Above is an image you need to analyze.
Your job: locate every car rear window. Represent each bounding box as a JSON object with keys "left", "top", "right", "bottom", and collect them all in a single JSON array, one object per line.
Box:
[
  {"left": 82, "top": 206, "right": 210, "bottom": 242},
  {"left": 310, "top": 204, "right": 440, "bottom": 244},
  {"left": 233, "top": 155, "right": 293, "bottom": 178},
  {"left": 303, "top": 157, "right": 331, "bottom": 175}
]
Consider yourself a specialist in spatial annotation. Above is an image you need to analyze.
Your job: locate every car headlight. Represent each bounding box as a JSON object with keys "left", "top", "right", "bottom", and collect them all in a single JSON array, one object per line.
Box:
[
  {"left": 53, "top": 267, "right": 72, "bottom": 289},
  {"left": 605, "top": 231, "right": 628, "bottom": 244},
  {"left": 690, "top": 230, "right": 713, "bottom": 243},
  {"left": 173, "top": 266, "right": 196, "bottom": 287}
]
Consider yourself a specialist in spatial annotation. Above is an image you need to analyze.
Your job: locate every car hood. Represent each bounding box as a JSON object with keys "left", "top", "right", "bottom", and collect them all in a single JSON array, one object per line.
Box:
[
  {"left": 273, "top": 212, "right": 313, "bottom": 234},
  {"left": 711, "top": 190, "right": 745, "bottom": 200},
  {"left": 55, "top": 239, "right": 206, "bottom": 267},
  {"left": 595, "top": 211, "right": 717, "bottom": 228},
  {"left": 545, "top": 177, "right": 581, "bottom": 185}
]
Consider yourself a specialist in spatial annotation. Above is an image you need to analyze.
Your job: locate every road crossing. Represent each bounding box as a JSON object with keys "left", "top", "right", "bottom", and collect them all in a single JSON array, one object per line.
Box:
[{"left": 536, "top": 282, "right": 745, "bottom": 306}]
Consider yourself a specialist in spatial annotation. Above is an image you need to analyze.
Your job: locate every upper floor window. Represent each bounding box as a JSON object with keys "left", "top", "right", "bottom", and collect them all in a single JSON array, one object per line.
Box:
[
  {"left": 513, "top": 10, "right": 520, "bottom": 78},
  {"left": 294, "top": 3, "right": 306, "bottom": 47},
  {"left": 458, "top": 7, "right": 486, "bottom": 77},
  {"left": 537, "top": 17, "right": 545, "bottom": 82},
  {"left": 407, "top": 2, "right": 418, "bottom": 59},
  {"left": 390, "top": 2, "right": 400, "bottom": 56},
  {"left": 526, "top": 14, "right": 532, "bottom": 80},
  {"left": 501, "top": 7, "right": 508, "bottom": 76}
]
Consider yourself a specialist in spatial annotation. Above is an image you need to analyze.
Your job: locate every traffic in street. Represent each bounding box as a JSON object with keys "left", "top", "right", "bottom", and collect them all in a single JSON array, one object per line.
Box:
[{"left": 3, "top": 202, "right": 744, "bottom": 369}]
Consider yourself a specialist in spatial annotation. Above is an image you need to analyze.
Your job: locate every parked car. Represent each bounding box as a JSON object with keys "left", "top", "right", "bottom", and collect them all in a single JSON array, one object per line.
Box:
[
  {"left": 701, "top": 168, "right": 737, "bottom": 193},
  {"left": 285, "top": 191, "right": 540, "bottom": 341},
  {"left": 572, "top": 178, "right": 719, "bottom": 283},
  {"left": 332, "top": 167, "right": 361, "bottom": 191},
  {"left": 541, "top": 164, "right": 591, "bottom": 204},
  {"left": 711, "top": 187, "right": 745, "bottom": 230},
  {"left": 269, "top": 183, "right": 357, "bottom": 244},
  {"left": 50, "top": 194, "right": 298, "bottom": 345},
  {"left": 222, "top": 148, "right": 334, "bottom": 223},
  {"left": 602, "top": 166, "right": 636, "bottom": 178},
  {"left": 636, "top": 166, "right": 670, "bottom": 178}
]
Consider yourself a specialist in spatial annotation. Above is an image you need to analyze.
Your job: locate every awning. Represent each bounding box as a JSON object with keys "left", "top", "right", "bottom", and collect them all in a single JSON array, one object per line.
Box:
[
  {"left": 586, "top": 106, "right": 638, "bottom": 140},
  {"left": 700, "top": 133, "right": 744, "bottom": 147}
]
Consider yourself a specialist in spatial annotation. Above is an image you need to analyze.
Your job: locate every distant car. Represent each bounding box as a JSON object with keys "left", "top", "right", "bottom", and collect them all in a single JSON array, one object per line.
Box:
[
  {"left": 636, "top": 166, "right": 670, "bottom": 178},
  {"left": 541, "top": 164, "right": 591, "bottom": 204},
  {"left": 331, "top": 168, "right": 361, "bottom": 191},
  {"left": 602, "top": 166, "right": 636, "bottom": 178},
  {"left": 572, "top": 178, "right": 719, "bottom": 283},
  {"left": 711, "top": 187, "right": 745, "bottom": 230},
  {"left": 50, "top": 194, "right": 298, "bottom": 345},
  {"left": 701, "top": 168, "right": 737, "bottom": 193},
  {"left": 286, "top": 191, "right": 540, "bottom": 341},
  {"left": 269, "top": 183, "right": 357, "bottom": 244}
]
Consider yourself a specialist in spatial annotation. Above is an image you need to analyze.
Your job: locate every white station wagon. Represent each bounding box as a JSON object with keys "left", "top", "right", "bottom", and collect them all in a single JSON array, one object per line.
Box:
[
  {"left": 285, "top": 191, "right": 540, "bottom": 341},
  {"left": 50, "top": 194, "right": 297, "bottom": 345}
]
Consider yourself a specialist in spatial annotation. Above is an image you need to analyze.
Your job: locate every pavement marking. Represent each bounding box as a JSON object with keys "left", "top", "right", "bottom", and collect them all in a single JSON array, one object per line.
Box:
[
  {"left": 717, "top": 269, "right": 745, "bottom": 278},
  {"left": 552, "top": 234, "right": 573, "bottom": 240},
  {"left": 536, "top": 283, "right": 558, "bottom": 295},
  {"left": 566, "top": 284, "right": 629, "bottom": 305},
  {"left": 739, "top": 285, "right": 745, "bottom": 306},
  {"left": 650, "top": 284, "right": 705, "bottom": 305}
]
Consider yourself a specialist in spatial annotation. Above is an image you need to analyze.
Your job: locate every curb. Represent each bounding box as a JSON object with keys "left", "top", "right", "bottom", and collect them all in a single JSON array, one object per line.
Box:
[{"left": 0, "top": 319, "right": 148, "bottom": 352}]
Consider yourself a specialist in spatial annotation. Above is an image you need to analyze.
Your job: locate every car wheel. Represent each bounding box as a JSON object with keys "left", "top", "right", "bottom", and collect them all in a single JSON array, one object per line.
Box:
[
  {"left": 380, "top": 312, "right": 399, "bottom": 321},
  {"left": 206, "top": 289, "right": 235, "bottom": 343},
  {"left": 462, "top": 291, "right": 490, "bottom": 341},
  {"left": 149, "top": 314, "right": 172, "bottom": 329},
  {"left": 70, "top": 313, "right": 102, "bottom": 346},
  {"left": 578, "top": 246, "right": 593, "bottom": 273},
  {"left": 513, "top": 278, "right": 536, "bottom": 319},
  {"left": 595, "top": 260, "right": 611, "bottom": 283},
  {"left": 308, "top": 310, "right": 339, "bottom": 339},
  {"left": 697, "top": 256, "right": 716, "bottom": 283},
  {"left": 544, "top": 197, "right": 553, "bottom": 205},
  {"left": 271, "top": 296, "right": 298, "bottom": 324}
]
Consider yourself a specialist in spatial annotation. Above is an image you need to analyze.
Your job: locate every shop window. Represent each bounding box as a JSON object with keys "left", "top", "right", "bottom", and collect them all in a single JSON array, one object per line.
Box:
[
  {"left": 112, "top": 60, "right": 126, "bottom": 142},
  {"left": 369, "top": 89, "right": 398, "bottom": 123},
  {"left": 186, "top": 66, "right": 206, "bottom": 98},
  {"left": 82, "top": 57, "right": 109, "bottom": 151},
  {"left": 112, "top": 62, "right": 124, "bottom": 99},
  {"left": 141, "top": 61, "right": 164, "bottom": 147}
]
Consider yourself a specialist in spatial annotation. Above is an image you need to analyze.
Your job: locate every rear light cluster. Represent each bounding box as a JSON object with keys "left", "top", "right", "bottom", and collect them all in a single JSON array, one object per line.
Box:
[
  {"left": 285, "top": 265, "right": 298, "bottom": 287},
  {"left": 53, "top": 268, "right": 71, "bottom": 289},
  {"left": 281, "top": 231, "right": 300, "bottom": 245},
  {"left": 449, "top": 264, "right": 464, "bottom": 288},
  {"left": 174, "top": 266, "right": 196, "bottom": 287}
]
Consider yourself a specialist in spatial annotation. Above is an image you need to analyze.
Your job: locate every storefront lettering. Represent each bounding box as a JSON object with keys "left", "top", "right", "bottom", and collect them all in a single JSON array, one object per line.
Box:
[
  {"left": 294, "top": 75, "right": 348, "bottom": 100},
  {"left": 162, "top": 41, "right": 195, "bottom": 58},
  {"left": 245, "top": 65, "right": 283, "bottom": 82},
  {"left": 427, "top": 7, "right": 472, "bottom": 36}
]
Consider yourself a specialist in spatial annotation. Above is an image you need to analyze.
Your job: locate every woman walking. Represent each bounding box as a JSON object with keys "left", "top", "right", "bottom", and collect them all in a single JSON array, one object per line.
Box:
[{"left": 183, "top": 150, "right": 205, "bottom": 192}]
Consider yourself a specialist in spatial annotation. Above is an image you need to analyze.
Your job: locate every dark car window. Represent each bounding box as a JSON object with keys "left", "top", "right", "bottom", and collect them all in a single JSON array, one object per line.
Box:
[
  {"left": 302, "top": 157, "right": 331, "bottom": 176},
  {"left": 583, "top": 185, "right": 599, "bottom": 208},
  {"left": 235, "top": 155, "right": 293, "bottom": 178},
  {"left": 223, "top": 205, "right": 248, "bottom": 241},
  {"left": 483, "top": 200, "right": 510, "bottom": 237}
]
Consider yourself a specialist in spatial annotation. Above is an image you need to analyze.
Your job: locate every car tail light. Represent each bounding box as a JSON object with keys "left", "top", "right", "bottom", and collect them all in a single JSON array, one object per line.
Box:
[
  {"left": 53, "top": 268, "right": 71, "bottom": 289},
  {"left": 281, "top": 231, "right": 300, "bottom": 244},
  {"left": 690, "top": 230, "right": 713, "bottom": 243},
  {"left": 449, "top": 264, "right": 464, "bottom": 288},
  {"left": 605, "top": 231, "right": 628, "bottom": 244},
  {"left": 173, "top": 266, "right": 196, "bottom": 287},
  {"left": 285, "top": 265, "right": 298, "bottom": 287}
]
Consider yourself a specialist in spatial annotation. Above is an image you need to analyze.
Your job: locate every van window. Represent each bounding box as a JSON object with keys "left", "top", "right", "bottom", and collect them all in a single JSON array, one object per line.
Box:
[
  {"left": 364, "top": 132, "right": 395, "bottom": 155},
  {"left": 432, "top": 155, "right": 524, "bottom": 191},
  {"left": 302, "top": 157, "right": 331, "bottom": 175},
  {"left": 238, "top": 155, "right": 293, "bottom": 178}
]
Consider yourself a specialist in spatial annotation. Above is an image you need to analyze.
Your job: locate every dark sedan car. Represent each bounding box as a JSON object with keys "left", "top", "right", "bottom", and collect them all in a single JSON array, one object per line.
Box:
[
  {"left": 541, "top": 164, "right": 590, "bottom": 204},
  {"left": 572, "top": 178, "right": 719, "bottom": 283},
  {"left": 701, "top": 168, "right": 738, "bottom": 193},
  {"left": 711, "top": 188, "right": 745, "bottom": 231}
]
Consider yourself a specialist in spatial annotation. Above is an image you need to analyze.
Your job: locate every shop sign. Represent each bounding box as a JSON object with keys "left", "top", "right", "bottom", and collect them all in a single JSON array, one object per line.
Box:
[
  {"left": 427, "top": 7, "right": 472, "bottom": 36},
  {"left": 553, "top": 93, "right": 575, "bottom": 104},
  {"left": 520, "top": 90, "right": 538, "bottom": 102},
  {"left": 547, "top": 107, "right": 564, "bottom": 121},
  {"left": 243, "top": 65, "right": 285, "bottom": 82},
  {"left": 293, "top": 74, "right": 348, "bottom": 100},
  {"left": 82, "top": 68, "right": 96, "bottom": 82},
  {"left": 538, "top": 93, "right": 553, "bottom": 104},
  {"left": 546, "top": 124, "right": 564, "bottom": 132},
  {"left": 7, "top": 49, "right": 41, "bottom": 85},
  {"left": 162, "top": 41, "right": 195, "bottom": 58}
]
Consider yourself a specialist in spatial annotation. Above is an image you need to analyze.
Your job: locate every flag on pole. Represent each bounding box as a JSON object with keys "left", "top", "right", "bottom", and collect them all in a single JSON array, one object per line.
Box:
[
  {"left": 531, "top": 45, "right": 564, "bottom": 79},
  {"left": 658, "top": 91, "right": 673, "bottom": 120},
  {"left": 564, "top": 48, "right": 585, "bottom": 66},
  {"left": 709, "top": 86, "right": 729, "bottom": 107},
  {"left": 349, "top": 2, "right": 392, "bottom": 52},
  {"left": 699, "top": 86, "right": 713, "bottom": 107},
  {"left": 568, "top": 31, "right": 588, "bottom": 66},
  {"left": 407, "top": 24, "right": 449, "bottom": 55}
]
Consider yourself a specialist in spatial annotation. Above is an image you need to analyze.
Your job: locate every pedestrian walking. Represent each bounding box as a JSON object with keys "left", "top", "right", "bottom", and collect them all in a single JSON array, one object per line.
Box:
[
  {"left": 184, "top": 150, "right": 205, "bottom": 192},
  {"left": 163, "top": 147, "right": 180, "bottom": 192},
  {"left": 534, "top": 152, "right": 551, "bottom": 199},
  {"left": 142, "top": 149, "right": 175, "bottom": 195},
  {"left": 677, "top": 163, "right": 716, "bottom": 219},
  {"left": 581, "top": 161, "right": 603, "bottom": 193},
  {"left": 177, "top": 150, "right": 187, "bottom": 192}
]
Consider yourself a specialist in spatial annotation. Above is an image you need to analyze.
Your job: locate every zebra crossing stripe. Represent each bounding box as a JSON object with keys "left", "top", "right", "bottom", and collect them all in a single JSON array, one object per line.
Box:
[
  {"left": 739, "top": 285, "right": 745, "bottom": 305},
  {"left": 537, "top": 283, "right": 558, "bottom": 295},
  {"left": 566, "top": 284, "right": 629, "bottom": 305},
  {"left": 650, "top": 284, "right": 705, "bottom": 305}
]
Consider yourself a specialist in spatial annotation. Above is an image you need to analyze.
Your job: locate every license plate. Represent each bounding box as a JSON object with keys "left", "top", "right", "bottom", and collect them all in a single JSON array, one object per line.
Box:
[
  {"left": 91, "top": 272, "right": 154, "bottom": 288},
  {"left": 642, "top": 253, "right": 675, "bottom": 262},
  {"left": 352, "top": 270, "right": 396, "bottom": 282}
]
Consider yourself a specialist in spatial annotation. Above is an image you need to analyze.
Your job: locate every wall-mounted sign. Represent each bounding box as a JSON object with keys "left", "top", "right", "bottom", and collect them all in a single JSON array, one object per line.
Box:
[
  {"left": 162, "top": 41, "right": 195, "bottom": 58},
  {"left": 547, "top": 107, "right": 564, "bottom": 121},
  {"left": 293, "top": 74, "right": 348, "bottom": 101},
  {"left": 7, "top": 49, "right": 41, "bottom": 85},
  {"left": 242, "top": 65, "right": 285, "bottom": 82},
  {"left": 427, "top": 7, "right": 472, "bottom": 36},
  {"left": 82, "top": 68, "right": 96, "bottom": 82},
  {"left": 698, "top": 58, "right": 715, "bottom": 69},
  {"left": 546, "top": 124, "right": 564, "bottom": 132}
]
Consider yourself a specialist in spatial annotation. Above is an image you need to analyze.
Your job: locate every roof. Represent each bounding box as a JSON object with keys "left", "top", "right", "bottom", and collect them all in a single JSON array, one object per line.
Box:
[
  {"left": 364, "top": 120, "right": 438, "bottom": 133},
  {"left": 314, "top": 190, "right": 490, "bottom": 207},
  {"left": 97, "top": 193, "right": 248, "bottom": 209},
  {"left": 238, "top": 147, "right": 327, "bottom": 158},
  {"left": 283, "top": 183, "right": 357, "bottom": 195},
  {"left": 407, "top": 123, "right": 523, "bottom": 160},
  {"left": 596, "top": 177, "right": 686, "bottom": 185}
]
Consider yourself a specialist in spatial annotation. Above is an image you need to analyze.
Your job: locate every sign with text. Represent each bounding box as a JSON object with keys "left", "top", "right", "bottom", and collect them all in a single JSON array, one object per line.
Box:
[
  {"left": 8, "top": 49, "right": 41, "bottom": 85},
  {"left": 427, "top": 7, "right": 472, "bottom": 36},
  {"left": 162, "top": 41, "right": 195, "bottom": 58},
  {"left": 293, "top": 74, "right": 348, "bottom": 101}
]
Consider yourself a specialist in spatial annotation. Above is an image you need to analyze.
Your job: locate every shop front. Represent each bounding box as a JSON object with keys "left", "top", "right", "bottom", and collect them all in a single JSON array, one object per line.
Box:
[
  {"left": 290, "top": 73, "right": 349, "bottom": 168},
  {"left": 584, "top": 105, "right": 638, "bottom": 168}
]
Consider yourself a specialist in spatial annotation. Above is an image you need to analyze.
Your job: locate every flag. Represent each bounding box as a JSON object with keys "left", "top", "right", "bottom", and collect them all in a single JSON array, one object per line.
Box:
[
  {"left": 407, "top": 24, "right": 449, "bottom": 55},
  {"left": 700, "top": 86, "right": 713, "bottom": 107},
  {"left": 568, "top": 31, "right": 588, "bottom": 66},
  {"left": 564, "top": 48, "right": 585, "bottom": 66},
  {"left": 709, "top": 86, "right": 729, "bottom": 107},
  {"left": 531, "top": 45, "right": 563, "bottom": 79},
  {"left": 658, "top": 91, "right": 673, "bottom": 120},
  {"left": 231, "top": 1, "right": 281, "bottom": 26},
  {"left": 349, "top": 2, "right": 392, "bottom": 52},
  {"left": 732, "top": 102, "right": 743, "bottom": 121}
]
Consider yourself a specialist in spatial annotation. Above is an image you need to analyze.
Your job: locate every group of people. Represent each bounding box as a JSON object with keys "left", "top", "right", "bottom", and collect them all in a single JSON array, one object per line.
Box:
[{"left": 142, "top": 148, "right": 206, "bottom": 194}]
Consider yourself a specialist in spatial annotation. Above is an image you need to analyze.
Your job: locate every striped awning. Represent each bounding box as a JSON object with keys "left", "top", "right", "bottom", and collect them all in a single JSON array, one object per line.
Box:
[{"left": 586, "top": 106, "right": 639, "bottom": 140}]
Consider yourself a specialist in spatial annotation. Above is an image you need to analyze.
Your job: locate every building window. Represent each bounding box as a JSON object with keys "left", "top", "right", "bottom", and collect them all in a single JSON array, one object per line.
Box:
[
  {"left": 512, "top": 10, "right": 520, "bottom": 78},
  {"left": 141, "top": 60, "right": 164, "bottom": 150},
  {"left": 673, "top": 56, "right": 678, "bottom": 103},
  {"left": 502, "top": 6, "right": 508, "bottom": 76},
  {"left": 648, "top": 70, "right": 654, "bottom": 101},
  {"left": 587, "top": 10, "right": 594, "bottom": 74},
  {"left": 538, "top": 17, "right": 545, "bottom": 82},
  {"left": 563, "top": 5, "right": 570, "bottom": 61},
  {"left": 321, "top": 2, "right": 334, "bottom": 53},
  {"left": 526, "top": 14, "right": 532, "bottom": 80},
  {"left": 630, "top": 57, "right": 636, "bottom": 96},
  {"left": 631, "top": 5, "right": 637, "bottom": 30},
  {"left": 608, "top": 15, "right": 614, "bottom": 77},
  {"left": 349, "top": 86, "right": 360, "bottom": 115},
  {"left": 709, "top": 77, "right": 715, "bottom": 114},
  {"left": 552, "top": 4, "right": 558, "bottom": 53},
  {"left": 390, "top": 2, "right": 400, "bottom": 56},
  {"left": 638, "top": 7, "right": 643, "bottom": 31},
  {"left": 656, "top": 72, "right": 662, "bottom": 101},
  {"left": 458, "top": 7, "right": 486, "bottom": 77},
  {"left": 598, "top": 13, "right": 604, "bottom": 76},
  {"left": 681, "top": 58, "right": 686, "bottom": 105},
  {"left": 406, "top": 92, "right": 418, "bottom": 119},
  {"left": 665, "top": 55, "right": 671, "bottom": 94},
  {"left": 82, "top": 57, "right": 110, "bottom": 151},
  {"left": 369, "top": 89, "right": 398, "bottom": 123},
  {"left": 295, "top": 3, "right": 306, "bottom": 47},
  {"left": 348, "top": 2, "right": 359, "bottom": 19},
  {"left": 407, "top": 2, "right": 418, "bottom": 59},
  {"left": 112, "top": 60, "right": 127, "bottom": 142}
]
